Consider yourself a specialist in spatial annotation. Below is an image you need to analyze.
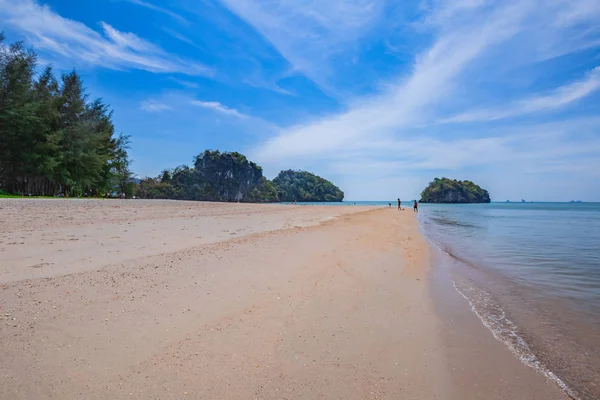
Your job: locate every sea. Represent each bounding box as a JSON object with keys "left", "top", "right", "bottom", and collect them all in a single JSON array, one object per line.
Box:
[{"left": 288, "top": 201, "right": 600, "bottom": 399}]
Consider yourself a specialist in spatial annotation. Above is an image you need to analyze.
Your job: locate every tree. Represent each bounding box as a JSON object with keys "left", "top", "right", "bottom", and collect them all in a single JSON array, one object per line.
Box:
[
  {"left": 272, "top": 170, "right": 344, "bottom": 202},
  {"left": 0, "top": 36, "right": 39, "bottom": 193},
  {"left": 248, "top": 177, "right": 279, "bottom": 203},
  {"left": 0, "top": 35, "right": 131, "bottom": 197},
  {"left": 31, "top": 66, "right": 63, "bottom": 195},
  {"left": 110, "top": 133, "right": 133, "bottom": 196}
]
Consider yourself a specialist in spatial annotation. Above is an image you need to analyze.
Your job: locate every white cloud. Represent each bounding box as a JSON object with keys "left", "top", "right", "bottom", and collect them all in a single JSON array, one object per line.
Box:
[
  {"left": 124, "top": 0, "right": 189, "bottom": 25},
  {"left": 249, "top": 1, "right": 600, "bottom": 159},
  {"left": 161, "top": 27, "right": 202, "bottom": 49},
  {"left": 444, "top": 66, "right": 600, "bottom": 123},
  {"left": 191, "top": 100, "right": 248, "bottom": 118},
  {"left": 0, "top": 0, "right": 212, "bottom": 76},
  {"left": 168, "top": 77, "right": 199, "bottom": 89},
  {"left": 242, "top": 0, "right": 600, "bottom": 200},
  {"left": 141, "top": 99, "right": 172, "bottom": 112},
  {"left": 101, "top": 22, "right": 161, "bottom": 53},
  {"left": 252, "top": 0, "right": 530, "bottom": 163},
  {"left": 218, "top": 0, "right": 387, "bottom": 97}
]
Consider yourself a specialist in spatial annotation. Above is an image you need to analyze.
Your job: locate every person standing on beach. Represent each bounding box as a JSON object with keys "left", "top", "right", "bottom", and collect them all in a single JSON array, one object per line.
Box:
[
  {"left": 398, "top": 198, "right": 402, "bottom": 210},
  {"left": 413, "top": 200, "right": 418, "bottom": 212}
]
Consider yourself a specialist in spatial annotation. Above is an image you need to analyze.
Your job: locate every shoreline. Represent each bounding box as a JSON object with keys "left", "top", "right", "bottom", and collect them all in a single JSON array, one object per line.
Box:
[
  {"left": 425, "top": 245, "right": 571, "bottom": 400},
  {"left": 1, "top": 199, "right": 567, "bottom": 399},
  {"left": 418, "top": 203, "right": 599, "bottom": 400}
]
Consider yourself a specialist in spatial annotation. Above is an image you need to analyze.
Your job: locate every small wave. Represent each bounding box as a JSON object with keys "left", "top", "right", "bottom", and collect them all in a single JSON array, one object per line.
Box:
[
  {"left": 418, "top": 229, "right": 478, "bottom": 270},
  {"left": 451, "top": 280, "right": 578, "bottom": 399}
]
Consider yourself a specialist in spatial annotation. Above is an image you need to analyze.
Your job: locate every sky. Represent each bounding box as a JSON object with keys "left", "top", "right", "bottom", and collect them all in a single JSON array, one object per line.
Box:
[{"left": 1, "top": 0, "right": 600, "bottom": 201}]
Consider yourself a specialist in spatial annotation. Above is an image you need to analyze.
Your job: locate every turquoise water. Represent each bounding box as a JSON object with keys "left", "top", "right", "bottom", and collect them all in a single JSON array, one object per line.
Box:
[
  {"left": 419, "top": 202, "right": 600, "bottom": 399},
  {"left": 280, "top": 201, "right": 411, "bottom": 207}
]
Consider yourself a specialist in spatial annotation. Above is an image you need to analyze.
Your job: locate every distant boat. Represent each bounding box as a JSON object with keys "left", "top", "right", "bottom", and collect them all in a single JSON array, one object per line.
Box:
[{"left": 521, "top": 199, "right": 526, "bottom": 203}]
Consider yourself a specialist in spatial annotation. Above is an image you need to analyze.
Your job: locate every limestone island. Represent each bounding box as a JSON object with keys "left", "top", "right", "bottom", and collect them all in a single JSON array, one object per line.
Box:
[
  {"left": 135, "top": 150, "right": 344, "bottom": 203},
  {"left": 420, "top": 177, "right": 491, "bottom": 203}
]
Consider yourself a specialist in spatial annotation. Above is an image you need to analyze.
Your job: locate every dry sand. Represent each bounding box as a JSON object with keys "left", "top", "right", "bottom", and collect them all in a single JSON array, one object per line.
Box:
[{"left": 0, "top": 199, "right": 567, "bottom": 399}]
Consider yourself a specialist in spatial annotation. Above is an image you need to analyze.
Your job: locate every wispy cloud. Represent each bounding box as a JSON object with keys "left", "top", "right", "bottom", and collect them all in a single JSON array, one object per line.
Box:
[
  {"left": 250, "top": 1, "right": 600, "bottom": 158},
  {"left": 444, "top": 66, "right": 600, "bottom": 123},
  {"left": 161, "top": 27, "right": 202, "bottom": 49},
  {"left": 101, "top": 22, "right": 161, "bottom": 53},
  {"left": 141, "top": 99, "right": 172, "bottom": 112},
  {"left": 124, "top": 0, "right": 189, "bottom": 25},
  {"left": 192, "top": 100, "right": 248, "bottom": 118},
  {"left": 218, "top": 0, "right": 387, "bottom": 97},
  {"left": 253, "top": 0, "right": 530, "bottom": 162},
  {"left": 0, "top": 0, "right": 212, "bottom": 76},
  {"left": 242, "top": 0, "right": 600, "bottom": 199},
  {"left": 169, "top": 77, "right": 199, "bottom": 89}
]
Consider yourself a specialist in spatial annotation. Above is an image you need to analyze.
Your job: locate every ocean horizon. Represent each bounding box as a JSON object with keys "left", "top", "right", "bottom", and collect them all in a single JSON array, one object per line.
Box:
[{"left": 282, "top": 201, "right": 599, "bottom": 205}]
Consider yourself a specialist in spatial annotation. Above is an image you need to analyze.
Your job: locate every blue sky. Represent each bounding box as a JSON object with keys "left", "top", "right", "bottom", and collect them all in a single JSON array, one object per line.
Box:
[{"left": 1, "top": 0, "right": 600, "bottom": 201}]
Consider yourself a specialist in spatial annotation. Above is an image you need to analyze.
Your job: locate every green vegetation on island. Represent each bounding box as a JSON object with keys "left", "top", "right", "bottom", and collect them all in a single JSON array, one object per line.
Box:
[
  {"left": 0, "top": 34, "right": 132, "bottom": 197},
  {"left": 420, "top": 178, "right": 490, "bottom": 203},
  {"left": 135, "top": 152, "right": 342, "bottom": 203},
  {"left": 136, "top": 150, "right": 278, "bottom": 202},
  {"left": 272, "top": 170, "right": 344, "bottom": 202}
]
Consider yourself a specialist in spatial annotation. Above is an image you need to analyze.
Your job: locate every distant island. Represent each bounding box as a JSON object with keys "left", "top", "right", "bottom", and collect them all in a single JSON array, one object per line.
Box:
[
  {"left": 420, "top": 178, "right": 490, "bottom": 204},
  {"left": 136, "top": 150, "right": 344, "bottom": 203},
  {"left": 272, "top": 170, "right": 344, "bottom": 202}
]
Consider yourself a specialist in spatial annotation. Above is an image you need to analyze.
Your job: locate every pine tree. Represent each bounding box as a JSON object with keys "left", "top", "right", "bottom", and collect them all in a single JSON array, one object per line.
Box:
[
  {"left": 0, "top": 36, "right": 39, "bottom": 194},
  {"left": 31, "top": 66, "right": 62, "bottom": 195},
  {"left": 0, "top": 34, "right": 131, "bottom": 197}
]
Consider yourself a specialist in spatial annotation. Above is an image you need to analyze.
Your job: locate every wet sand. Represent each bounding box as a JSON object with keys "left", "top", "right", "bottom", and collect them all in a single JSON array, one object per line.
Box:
[{"left": 0, "top": 199, "right": 567, "bottom": 399}]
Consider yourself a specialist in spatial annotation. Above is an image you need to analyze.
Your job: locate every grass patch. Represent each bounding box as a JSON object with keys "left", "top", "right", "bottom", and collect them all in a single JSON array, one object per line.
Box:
[{"left": 0, "top": 194, "right": 57, "bottom": 199}]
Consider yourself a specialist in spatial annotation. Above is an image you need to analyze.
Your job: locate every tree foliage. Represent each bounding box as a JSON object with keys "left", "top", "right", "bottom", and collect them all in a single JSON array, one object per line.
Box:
[
  {"left": 272, "top": 170, "right": 344, "bottom": 202},
  {"left": 136, "top": 150, "right": 269, "bottom": 202},
  {"left": 420, "top": 177, "right": 490, "bottom": 203},
  {"left": 247, "top": 177, "right": 279, "bottom": 203},
  {"left": 0, "top": 34, "right": 131, "bottom": 196},
  {"left": 135, "top": 153, "right": 344, "bottom": 203}
]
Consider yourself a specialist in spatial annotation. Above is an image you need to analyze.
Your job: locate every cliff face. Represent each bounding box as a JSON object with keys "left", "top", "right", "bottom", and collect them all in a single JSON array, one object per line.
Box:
[
  {"left": 420, "top": 178, "right": 490, "bottom": 204},
  {"left": 193, "top": 151, "right": 263, "bottom": 202},
  {"left": 135, "top": 151, "right": 345, "bottom": 203}
]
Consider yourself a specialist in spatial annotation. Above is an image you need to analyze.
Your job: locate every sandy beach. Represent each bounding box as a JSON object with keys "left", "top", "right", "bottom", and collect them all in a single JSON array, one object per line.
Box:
[{"left": 0, "top": 199, "right": 567, "bottom": 399}]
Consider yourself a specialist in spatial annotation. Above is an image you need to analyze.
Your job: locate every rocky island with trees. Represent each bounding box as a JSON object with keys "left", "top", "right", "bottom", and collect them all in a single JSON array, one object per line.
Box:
[
  {"left": 272, "top": 170, "right": 344, "bottom": 202},
  {"left": 136, "top": 151, "right": 344, "bottom": 203},
  {"left": 420, "top": 178, "right": 490, "bottom": 203}
]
